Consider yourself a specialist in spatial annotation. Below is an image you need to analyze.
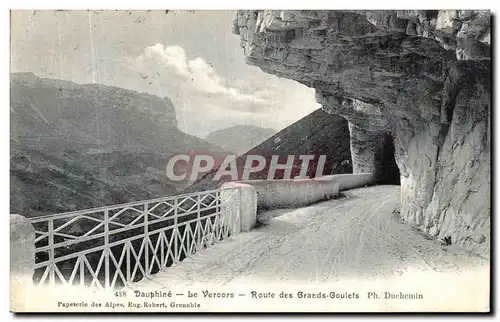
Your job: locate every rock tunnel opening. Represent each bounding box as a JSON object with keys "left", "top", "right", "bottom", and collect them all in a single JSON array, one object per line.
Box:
[{"left": 373, "top": 132, "right": 400, "bottom": 185}]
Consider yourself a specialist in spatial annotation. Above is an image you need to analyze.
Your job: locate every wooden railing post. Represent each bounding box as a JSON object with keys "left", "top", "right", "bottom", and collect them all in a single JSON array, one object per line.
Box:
[
  {"left": 196, "top": 195, "right": 201, "bottom": 250},
  {"left": 144, "top": 203, "right": 149, "bottom": 277},
  {"left": 104, "top": 210, "right": 110, "bottom": 289},
  {"left": 174, "top": 198, "right": 179, "bottom": 262},
  {"left": 126, "top": 242, "right": 131, "bottom": 284},
  {"left": 79, "top": 255, "right": 85, "bottom": 287},
  {"left": 48, "top": 219, "right": 55, "bottom": 286}
]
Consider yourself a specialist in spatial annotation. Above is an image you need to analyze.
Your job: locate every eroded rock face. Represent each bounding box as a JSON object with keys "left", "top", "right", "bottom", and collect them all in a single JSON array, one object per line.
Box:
[{"left": 233, "top": 10, "right": 490, "bottom": 256}]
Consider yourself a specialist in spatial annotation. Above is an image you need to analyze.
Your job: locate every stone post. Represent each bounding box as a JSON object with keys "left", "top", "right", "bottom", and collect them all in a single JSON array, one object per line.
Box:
[
  {"left": 221, "top": 182, "right": 257, "bottom": 233},
  {"left": 10, "top": 213, "right": 35, "bottom": 312}
]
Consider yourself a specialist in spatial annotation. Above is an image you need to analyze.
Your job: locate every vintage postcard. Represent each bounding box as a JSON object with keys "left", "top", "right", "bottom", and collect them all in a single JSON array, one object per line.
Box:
[{"left": 9, "top": 9, "right": 491, "bottom": 313}]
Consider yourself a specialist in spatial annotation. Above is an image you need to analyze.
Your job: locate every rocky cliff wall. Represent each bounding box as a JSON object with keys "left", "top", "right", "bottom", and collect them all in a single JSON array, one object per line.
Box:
[{"left": 233, "top": 10, "right": 490, "bottom": 257}]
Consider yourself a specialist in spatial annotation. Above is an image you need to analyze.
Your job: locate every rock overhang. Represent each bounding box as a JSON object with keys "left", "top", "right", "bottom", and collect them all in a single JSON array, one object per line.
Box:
[{"left": 233, "top": 10, "right": 491, "bottom": 256}]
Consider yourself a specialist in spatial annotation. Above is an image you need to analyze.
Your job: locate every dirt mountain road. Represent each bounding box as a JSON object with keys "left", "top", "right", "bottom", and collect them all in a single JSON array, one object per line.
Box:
[{"left": 135, "top": 185, "right": 488, "bottom": 287}]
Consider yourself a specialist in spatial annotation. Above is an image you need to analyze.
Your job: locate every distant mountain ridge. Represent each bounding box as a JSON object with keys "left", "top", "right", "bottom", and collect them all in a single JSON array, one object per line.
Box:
[
  {"left": 205, "top": 125, "right": 276, "bottom": 155},
  {"left": 11, "top": 72, "right": 178, "bottom": 154},
  {"left": 10, "top": 72, "right": 226, "bottom": 217}
]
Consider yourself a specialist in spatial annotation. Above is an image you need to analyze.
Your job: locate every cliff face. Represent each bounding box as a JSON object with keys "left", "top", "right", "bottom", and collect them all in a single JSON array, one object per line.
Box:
[{"left": 233, "top": 10, "right": 491, "bottom": 256}]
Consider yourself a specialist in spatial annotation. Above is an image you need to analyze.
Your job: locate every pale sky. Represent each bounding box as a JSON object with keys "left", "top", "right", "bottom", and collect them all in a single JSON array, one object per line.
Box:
[{"left": 10, "top": 10, "right": 320, "bottom": 138}]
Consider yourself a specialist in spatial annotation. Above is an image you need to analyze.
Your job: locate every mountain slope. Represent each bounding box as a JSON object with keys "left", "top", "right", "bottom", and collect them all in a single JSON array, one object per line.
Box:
[
  {"left": 185, "top": 109, "right": 352, "bottom": 193},
  {"left": 205, "top": 125, "right": 276, "bottom": 155},
  {"left": 10, "top": 73, "right": 226, "bottom": 217}
]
